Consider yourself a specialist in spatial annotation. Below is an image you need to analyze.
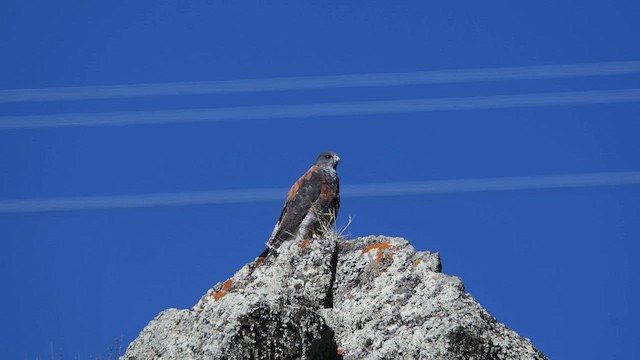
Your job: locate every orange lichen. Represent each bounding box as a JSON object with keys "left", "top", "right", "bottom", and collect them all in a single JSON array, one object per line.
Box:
[
  {"left": 213, "top": 279, "right": 233, "bottom": 301},
  {"left": 361, "top": 242, "right": 395, "bottom": 262},
  {"left": 415, "top": 259, "right": 422, "bottom": 265},
  {"left": 221, "top": 279, "right": 233, "bottom": 291},
  {"left": 297, "top": 239, "right": 311, "bottom": 249}
]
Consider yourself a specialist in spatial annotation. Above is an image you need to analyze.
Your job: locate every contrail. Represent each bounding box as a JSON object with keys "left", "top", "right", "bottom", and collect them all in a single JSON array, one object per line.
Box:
[
  {"left": 1, "top": 171, "right": 639, "bottom": 213},
  {"left": 1, "top": 88, "right": 639, "bottom": 130},
  {"left": 1, "top": 60, "right": 639, "bottom": 103}
]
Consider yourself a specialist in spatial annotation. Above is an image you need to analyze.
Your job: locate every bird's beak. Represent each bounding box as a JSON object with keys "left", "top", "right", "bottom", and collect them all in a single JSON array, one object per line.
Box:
[{"left": 335, "top": 155, "right": 341, "bottom": 162}]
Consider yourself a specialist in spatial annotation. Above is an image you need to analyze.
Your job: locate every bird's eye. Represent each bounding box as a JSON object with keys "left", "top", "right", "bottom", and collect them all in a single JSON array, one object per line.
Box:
[{"left": 325, "top": 154, "right": 333, "bottom": 159}]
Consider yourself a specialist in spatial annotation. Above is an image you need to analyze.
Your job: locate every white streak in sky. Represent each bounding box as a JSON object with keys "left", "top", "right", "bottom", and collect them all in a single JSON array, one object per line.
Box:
[
  {"left": 1, "top": 88, "right": 639, "bottom": 129},
  {"left": 1, "top": 171, "right": 639, "bottom": 213},
  {"left": 1, "top": 60, "right": 640, "bottom": 102}
]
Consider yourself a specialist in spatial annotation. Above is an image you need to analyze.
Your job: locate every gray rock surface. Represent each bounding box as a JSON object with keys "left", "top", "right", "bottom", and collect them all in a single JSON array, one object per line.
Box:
[{"left": 122, "top": 235, "right": 547, "bottom": 359}]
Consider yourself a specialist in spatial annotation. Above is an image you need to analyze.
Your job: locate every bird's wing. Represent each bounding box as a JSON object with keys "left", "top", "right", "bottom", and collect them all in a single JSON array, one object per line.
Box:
[
  {"left": 316, "top": 176, "right": 340, "bottom": 220},
  {"left": 268, "top": 165, "right": 323, "bottom": 248}
]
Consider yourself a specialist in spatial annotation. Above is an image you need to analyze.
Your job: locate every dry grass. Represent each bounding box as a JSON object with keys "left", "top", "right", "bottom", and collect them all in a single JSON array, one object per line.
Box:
[{"left": 317, "top": 208, "right": 352, "bottom": 241}]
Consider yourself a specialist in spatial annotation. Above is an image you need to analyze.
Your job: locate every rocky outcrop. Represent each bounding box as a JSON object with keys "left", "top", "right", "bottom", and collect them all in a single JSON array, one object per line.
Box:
[{"left": 122, "top": 235, "right": 547, "bottom": 359}]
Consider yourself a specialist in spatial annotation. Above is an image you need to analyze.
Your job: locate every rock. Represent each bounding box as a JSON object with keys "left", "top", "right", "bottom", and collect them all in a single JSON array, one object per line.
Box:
[
  {"left": 121, "top": 235, "right": 547, "bottom": 360},
  {"left": 322, "top": 236, "right": 546, "bottom": 360}
]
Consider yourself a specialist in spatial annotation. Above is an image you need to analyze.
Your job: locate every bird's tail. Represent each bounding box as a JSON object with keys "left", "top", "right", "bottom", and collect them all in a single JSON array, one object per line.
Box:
[{"left": 257, "top": 239, "right": 282, "bottom": 260}]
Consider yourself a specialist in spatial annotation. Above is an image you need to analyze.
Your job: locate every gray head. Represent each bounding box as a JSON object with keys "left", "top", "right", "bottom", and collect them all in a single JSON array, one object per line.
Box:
[{"left": 315, "top": 151, "right": 340, "bottom": 170}]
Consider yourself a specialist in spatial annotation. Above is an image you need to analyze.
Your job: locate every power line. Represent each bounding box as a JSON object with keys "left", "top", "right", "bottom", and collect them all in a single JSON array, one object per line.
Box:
[
  {"left": 1, "top": 88, "right": 639, "bottom": 130},
  {"left": 342, "top": 171, "right": 640, "bottom": 196},
  {"left": 1, "top": 60, "right": 639, "bottom": 103},
  {"left": 1, "top": 171, "right": 638, "bottom": 213}
]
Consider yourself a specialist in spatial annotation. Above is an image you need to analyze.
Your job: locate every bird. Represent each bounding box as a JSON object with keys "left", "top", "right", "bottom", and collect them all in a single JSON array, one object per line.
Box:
[{"left": 259, "top": 151, "right": 341, "bottom": 258}]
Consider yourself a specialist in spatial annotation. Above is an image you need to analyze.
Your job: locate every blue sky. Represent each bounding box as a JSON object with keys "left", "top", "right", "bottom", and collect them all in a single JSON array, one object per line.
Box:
[{"left": 1, "top": 1, "right": 639, "bottom": 359}]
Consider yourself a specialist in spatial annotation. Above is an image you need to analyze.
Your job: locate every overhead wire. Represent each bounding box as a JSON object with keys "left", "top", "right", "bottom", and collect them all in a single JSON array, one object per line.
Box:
[
  {"left": 1, "top": 171, "right": 639, "bottom": 213},
  {"left": 1, "top": 88, "right": 639, "bottom": 129},
  {"left": 1, "top": 61, "right": 638, "bottom": 213},
  {"left": 1, "top": 60, "right": 640, "bottom": 103}
]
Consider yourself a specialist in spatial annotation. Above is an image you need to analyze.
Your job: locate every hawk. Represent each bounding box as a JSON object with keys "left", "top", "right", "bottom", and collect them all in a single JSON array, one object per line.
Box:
[{"left": 259, "top": 151, "right": 341, "bottom": 258}]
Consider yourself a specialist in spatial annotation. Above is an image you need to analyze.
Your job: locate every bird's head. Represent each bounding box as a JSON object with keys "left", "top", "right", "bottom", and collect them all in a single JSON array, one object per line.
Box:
[{"left": 315, "top": 151, "right": 340, "bottom": 170}]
